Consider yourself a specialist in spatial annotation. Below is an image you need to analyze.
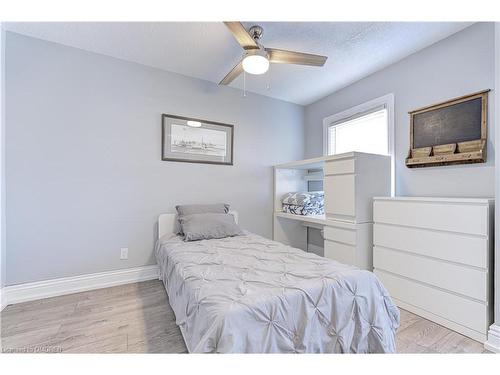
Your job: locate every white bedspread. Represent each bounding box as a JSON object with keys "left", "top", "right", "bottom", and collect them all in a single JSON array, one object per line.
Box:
[{"left": 155, "top": 232, "right": 399, "bottom": 353}]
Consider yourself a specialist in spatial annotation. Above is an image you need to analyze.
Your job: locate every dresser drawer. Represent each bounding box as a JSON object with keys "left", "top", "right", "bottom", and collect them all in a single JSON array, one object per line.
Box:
[
  {"left": 373, "top": 200, "right": 488, "bottom": 236},
  {"left": 374, "top": 223, "right": 487, "bottom": 268},
  {"left": 324, "top": 174, "right": 355, "bottom": 218},
  {"left": 375, "top": 270, "right": 488, "bottom": 335},
  {"left": 324, "top": 240, "right": 355, "bottom": 266},
  {"left": 324, "top": 226, "right": 356, "bottom": 245},
  {"left": 324, "top": 158, "right": 355, "bottom": 175},
  {"left": 374, "top": 246, "right": 487, "bottom": 301}
]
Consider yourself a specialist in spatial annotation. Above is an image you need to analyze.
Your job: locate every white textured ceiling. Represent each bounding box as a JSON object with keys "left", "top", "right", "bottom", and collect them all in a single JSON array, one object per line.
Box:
[{"left": 4, "top": 22, "right": 472, "bottom": 105}]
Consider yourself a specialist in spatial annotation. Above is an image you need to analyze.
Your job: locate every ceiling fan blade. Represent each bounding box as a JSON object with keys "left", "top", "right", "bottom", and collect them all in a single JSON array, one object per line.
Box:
[
  {"left": 266, "top": 48, "right": 327, "bottom": 66},
  {"left": 219, "top": 60, "right": 243, "bottom": 85},
  {"left": 224, "top": 22, "right": 259, "bottom": 50}
]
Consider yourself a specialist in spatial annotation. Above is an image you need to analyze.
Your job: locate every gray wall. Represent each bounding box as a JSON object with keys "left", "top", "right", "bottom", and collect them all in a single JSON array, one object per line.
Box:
[
  {"left": 305, "top": 22, "right": 496, "bottom": 197},
  {"left": 493, "top": 22, "right": 500, "bottom": 331},
  {"left": 5, "top": 32, "right": 304, "bottom": 285},
  {"left": 1, "top": 25, "right": 5, "bottom": 292}
]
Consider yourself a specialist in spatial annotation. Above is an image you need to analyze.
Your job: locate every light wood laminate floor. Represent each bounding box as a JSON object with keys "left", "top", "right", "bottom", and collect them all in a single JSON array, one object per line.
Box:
[{"left": 0, "top": 280, "right": 490, "bottom": 353}]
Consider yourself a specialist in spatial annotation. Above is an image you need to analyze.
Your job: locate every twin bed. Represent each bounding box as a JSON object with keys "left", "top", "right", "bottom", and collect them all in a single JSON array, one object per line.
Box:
[{"left": 155, "top": 212, "right": 400, "bottom": 353}]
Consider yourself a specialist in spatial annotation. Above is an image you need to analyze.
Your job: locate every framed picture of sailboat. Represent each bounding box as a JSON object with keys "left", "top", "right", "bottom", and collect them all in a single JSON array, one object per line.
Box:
[{"left": 161, "top": 114, "right": 234, "bottom": 165}]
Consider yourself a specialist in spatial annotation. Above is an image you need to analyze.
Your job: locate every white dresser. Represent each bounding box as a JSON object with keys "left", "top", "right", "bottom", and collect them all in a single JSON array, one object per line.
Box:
[
  {"left": 373, "top": 197, "right": 494, "bottom": 342},
  {"left": 323, "top": 153, "right": 391, "bottom": 270}
]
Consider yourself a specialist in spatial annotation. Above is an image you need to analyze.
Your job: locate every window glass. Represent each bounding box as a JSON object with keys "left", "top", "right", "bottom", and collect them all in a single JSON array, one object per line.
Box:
[{"left": 328, "top": 108, "right": 388, "bottom": 155}]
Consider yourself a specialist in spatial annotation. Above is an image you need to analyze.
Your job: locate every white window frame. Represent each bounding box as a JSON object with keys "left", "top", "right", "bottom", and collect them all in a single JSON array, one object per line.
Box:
[{"left": 322, "top": 93, "right": 395, "bottom": 196}]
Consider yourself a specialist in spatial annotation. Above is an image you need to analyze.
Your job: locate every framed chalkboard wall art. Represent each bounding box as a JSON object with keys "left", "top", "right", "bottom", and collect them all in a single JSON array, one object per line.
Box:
[{"left": 405, "top": 90, "right": 489, "bottom": 168}]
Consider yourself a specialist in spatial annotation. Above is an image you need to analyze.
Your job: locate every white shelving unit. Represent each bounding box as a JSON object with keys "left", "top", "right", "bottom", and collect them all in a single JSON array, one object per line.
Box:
[
  {"left": 274, "top": 211, "right": 326, "bottom": 226},
  {"left": 302, "top": 171, "right": 324, "bottom": 181},
  {"left": 273, "top": 152, "right": 391, "bottom": 270}
]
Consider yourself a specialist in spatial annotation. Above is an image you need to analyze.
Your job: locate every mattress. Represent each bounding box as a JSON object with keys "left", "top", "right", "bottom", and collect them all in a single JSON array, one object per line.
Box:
[{"left": 155, "top": 231, "right": 399, "bottom": 353}]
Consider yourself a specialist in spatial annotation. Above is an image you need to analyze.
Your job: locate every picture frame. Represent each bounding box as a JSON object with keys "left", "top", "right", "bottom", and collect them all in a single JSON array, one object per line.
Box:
[
  {"left": 405, "top": 90, "right": 489, "bottom": 168},
  {"left": 161, "top": 114, "right": 234, "bottom": 165}
]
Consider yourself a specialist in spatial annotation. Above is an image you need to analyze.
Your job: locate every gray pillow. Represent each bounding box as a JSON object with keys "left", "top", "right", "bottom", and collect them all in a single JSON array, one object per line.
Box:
[
  {"left": 175, "top": 204, "right": 230, "bottom": 235},
  {"left": 179, "top": 213, "right": 243, "bottom": 242},
  {"left": 176, "top": 203, "right": 230, "bottom": 216}
]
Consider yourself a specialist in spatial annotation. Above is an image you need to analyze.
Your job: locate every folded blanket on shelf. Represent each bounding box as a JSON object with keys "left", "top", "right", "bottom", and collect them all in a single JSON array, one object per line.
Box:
[
  {"left": 282, "top": 202, "right": 324, "bottom": 216},
  {"left": 281, "top": 191, "right": 324, "bottom": 206},
  {"left": 281, "top": 191, "right": 324, "bottom": 216}
]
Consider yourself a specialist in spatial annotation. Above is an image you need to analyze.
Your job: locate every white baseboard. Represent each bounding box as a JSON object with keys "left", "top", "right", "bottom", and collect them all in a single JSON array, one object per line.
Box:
[
  {"left": 2, "top": 265, "right": 159, "bottom": 307},
  {"left": 484, "top": 324, "right": 500, "bottom": 353}
]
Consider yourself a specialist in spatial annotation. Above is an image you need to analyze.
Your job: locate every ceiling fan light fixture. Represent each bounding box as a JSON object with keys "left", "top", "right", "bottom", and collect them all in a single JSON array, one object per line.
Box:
[{"left": 242, "top": 50, "right": 269, "bottom": 75}]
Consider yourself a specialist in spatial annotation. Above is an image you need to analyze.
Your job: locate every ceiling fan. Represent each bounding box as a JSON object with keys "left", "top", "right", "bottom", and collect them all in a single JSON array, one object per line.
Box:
[{"left": 219, "top": 22, "right": 328, "bottom": 85}]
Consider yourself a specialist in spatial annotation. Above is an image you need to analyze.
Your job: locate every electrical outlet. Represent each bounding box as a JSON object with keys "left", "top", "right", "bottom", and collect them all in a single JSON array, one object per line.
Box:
[{"left": 120, "top": 248, "right": 129, "bottom": 260}]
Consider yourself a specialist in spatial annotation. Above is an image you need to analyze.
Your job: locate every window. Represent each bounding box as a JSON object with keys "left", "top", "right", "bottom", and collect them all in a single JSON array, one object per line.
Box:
[
  {"left": 328, "top": 108, "right": 388, "bottom": 155},
  {"left": 323, "top": 94, "right": 394, "bottom": 194}
]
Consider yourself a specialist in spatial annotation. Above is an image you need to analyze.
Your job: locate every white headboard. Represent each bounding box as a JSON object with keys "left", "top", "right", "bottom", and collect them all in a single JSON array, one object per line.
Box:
[{"left": 158, "top": 211, "right": 238, "bottom": 239}]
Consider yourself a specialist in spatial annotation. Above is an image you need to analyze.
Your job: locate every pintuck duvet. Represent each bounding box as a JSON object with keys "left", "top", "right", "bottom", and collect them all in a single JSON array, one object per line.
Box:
[{"left": 155, "top": 231, "right": 400, "bottom": 353}]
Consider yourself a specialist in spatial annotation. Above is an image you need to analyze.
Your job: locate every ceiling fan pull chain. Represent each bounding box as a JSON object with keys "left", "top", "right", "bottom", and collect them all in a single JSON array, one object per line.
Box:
[{"left": 266, "top": 67, "right": 271, "bottom": 90}]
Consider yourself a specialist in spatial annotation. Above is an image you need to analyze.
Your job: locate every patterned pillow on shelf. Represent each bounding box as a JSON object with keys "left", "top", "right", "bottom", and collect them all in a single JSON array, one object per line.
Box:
[
  {"left": 282, "top": 202, "right": 324, "bottom": 216},
  {"left": 281, "top": 191, "right": 324, "bottom": 206}
]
